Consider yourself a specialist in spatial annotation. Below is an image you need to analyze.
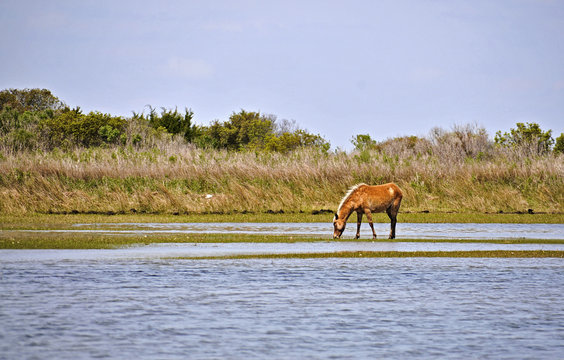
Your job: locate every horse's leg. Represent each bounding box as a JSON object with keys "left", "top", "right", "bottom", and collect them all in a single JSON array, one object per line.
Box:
[
  {"left": 355, "top": 211, "right": 363, "bottom": 239},
  {"left": 364, "top": 209, "right": 377, "bottom": 239},
  {"left": 386, "top": 207, "right": 397, "bottom": 239}
]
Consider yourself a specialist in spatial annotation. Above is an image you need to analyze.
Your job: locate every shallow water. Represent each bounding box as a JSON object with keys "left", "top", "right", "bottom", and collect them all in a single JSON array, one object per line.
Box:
[
  {"left": 1, "top": 258, "right": 563, "bottom": 359},
  {"left": 24, "top": 222, "right": 564, "bottom": 239},
  {"left": 2, "top": 241, "right": 564, "bottom": 262},
  {"left": 2, "top": 222, "right": 563, "bottom": 358}
]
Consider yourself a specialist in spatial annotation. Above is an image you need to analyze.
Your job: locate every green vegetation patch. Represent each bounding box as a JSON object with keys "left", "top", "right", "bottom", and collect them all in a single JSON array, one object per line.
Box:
[
  {"left": 173, "top": 250, "right": 564, "bottom": 260},
  {"left": 0, "top": 232, "right": 285, "bottom": 249},
  {"left": 1, "top": 231, "right": 563, "bottom": 249}
]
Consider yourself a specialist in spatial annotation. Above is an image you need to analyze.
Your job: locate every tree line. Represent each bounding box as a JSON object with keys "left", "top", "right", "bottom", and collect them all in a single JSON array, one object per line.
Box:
[
  {"left": 351, "top": 122, "right": 563, "bottom": 158},
  {"left": 1, "top": 88, "right": 562, "bottom": 155},
  {"left": 0, "top": 88, "right": 329, "bottom": 153}
]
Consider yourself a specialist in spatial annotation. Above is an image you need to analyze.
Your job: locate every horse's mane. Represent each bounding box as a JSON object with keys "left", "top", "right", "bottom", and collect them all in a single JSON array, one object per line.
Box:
[{"left": 336, "top": 183, "right": 366, "bottom": 215}]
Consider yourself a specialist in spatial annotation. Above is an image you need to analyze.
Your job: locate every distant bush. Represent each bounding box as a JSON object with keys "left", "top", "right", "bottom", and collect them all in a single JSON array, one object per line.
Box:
[
  {"left": 0, "top": 88, "right": 64, "bottom": 152},
  {"left": 377, "top": 135, "right": 430, "bottom": 155},
  {"left": 351, "top": 134, "right": 378, "bottom": 151},
  {"left": 349, "top": 122, "right": 558, "bottom": 164},
  {"left": 0, "top": 107, "right": 48, "bottom": 152},
  {"left": 134, "top": 106, "right": 197, "bottom": 143},
  {"left": 430, "top": 123, "right": 491, "bottom": 161},
  {"left": 0, "top": 88, "right": 65, "bottom": 113},
  {"left": 40, "top": 107, "right": 126, "bottom": 148},
  {"left": 203, "top": 110, "right": 274, "bottom": 150},
  {"left": 553, "top": 133, "right": 564, "bottom": 154},
  {"left": 495, "top": 122, "right": 554, "bottom": 155},
  {"left": 265, "top": 129, "right": 330, "bottom": 153},
  {"left": 350, "top": 125, "right": 491, "bottom": 163},
  {"left": 200, "top": 110, "right": 329, "bottom": 153}
]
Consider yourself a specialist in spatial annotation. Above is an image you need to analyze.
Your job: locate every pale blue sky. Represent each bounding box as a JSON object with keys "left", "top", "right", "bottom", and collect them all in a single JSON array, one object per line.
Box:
[{"left": 1, "top": 0, "right": 563, "bottom": 149}]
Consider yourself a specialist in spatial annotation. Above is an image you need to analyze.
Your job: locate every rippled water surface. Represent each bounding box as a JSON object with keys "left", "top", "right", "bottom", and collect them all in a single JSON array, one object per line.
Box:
[
  {"left": 51, "top": 222, "right": 564, "bottom": 239},
  {"left": 1, "top": 258, "right": 563, "bottom": 359},
  {"left": 2, "top": 222, "right": 563, "bottom": 358}
]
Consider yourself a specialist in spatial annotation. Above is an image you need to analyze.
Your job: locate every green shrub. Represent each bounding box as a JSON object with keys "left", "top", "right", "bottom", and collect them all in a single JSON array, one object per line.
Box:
[
  {"left": 205, "top": 110, "right": 274, "bottom": 150},
  {"left": 495, "top": 122, "right": 554, "bottom": 155},
  {"left": 203, "top": 110, "right": 329, "bottom": 153},
  {"left": 0, "top": 88, "right": 64, "bottom": 113},
  {"left": 98, "top": 125, "right": 121, "bottom": 144},
  {"left": 351, "top": 134, "right": 378, "bottom": 151},
  {"left": 137, "top": 106, "right": 197, "bottom": 142},
  {"left": 40, "top": 108, "right": 126, "bottom": 148},
  {"left": 554, "top": 133, "right": 564, "bottom": 154},
  {"left": 265, "top": 130, "right": 329, "bottom": 153},
  {"left": 132, "top": 134, "right": 143, "bottom": 146}
]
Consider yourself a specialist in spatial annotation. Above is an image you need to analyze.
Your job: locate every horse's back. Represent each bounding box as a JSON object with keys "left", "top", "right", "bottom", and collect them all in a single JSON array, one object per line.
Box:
[
  {"left": 365, "top": 183, "right": 402, "bottom": 199},
  {"left": 356, "top": 183, "right": 402, "bottom": 212}
]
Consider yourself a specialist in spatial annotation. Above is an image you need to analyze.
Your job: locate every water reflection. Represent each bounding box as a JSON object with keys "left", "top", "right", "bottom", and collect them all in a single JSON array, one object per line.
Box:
[{"left": 21, "top": 222, "right": 564, "bottom": 239}]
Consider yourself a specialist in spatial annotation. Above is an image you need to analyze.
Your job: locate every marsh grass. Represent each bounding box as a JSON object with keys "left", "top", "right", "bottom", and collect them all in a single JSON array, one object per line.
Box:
[
  {"left": 0, "top": 232, "right": 296, "bottom": 249},
  {"left": 173, "top": 250, "right": 564, "bottom": 259},
  {"left": 2, "top": 230, "right": 563, "bottom": 249},
  {"left": 0, "top": 138, "right": 563, "bottom": 215}
]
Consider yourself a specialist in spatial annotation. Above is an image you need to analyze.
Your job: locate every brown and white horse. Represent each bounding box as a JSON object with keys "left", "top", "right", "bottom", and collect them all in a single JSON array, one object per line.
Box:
[{"left": 333, "top": 183, "right": 403, "bottom": 239}]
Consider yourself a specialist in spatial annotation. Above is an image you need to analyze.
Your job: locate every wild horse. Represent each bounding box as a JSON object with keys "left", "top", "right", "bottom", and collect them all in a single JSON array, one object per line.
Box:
[{"left": 333, "top": 183, "right": 403, "bottom": 239}]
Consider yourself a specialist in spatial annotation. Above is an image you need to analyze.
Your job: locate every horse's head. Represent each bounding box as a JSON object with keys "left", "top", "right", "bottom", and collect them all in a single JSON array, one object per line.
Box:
[{"left": 333, "top": 213, "right": 346, "bottom": 239}]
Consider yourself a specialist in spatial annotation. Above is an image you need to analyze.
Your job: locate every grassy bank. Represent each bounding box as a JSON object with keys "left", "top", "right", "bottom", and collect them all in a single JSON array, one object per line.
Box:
[
  {"left": 2, "top": 231, "right": 563, "bottom": 249},
  {"left": 1, "top": 146, "right": 563, "bottom": 216},
  {"left": 174, "top": 250, "right": 564, "bottom": 259}
]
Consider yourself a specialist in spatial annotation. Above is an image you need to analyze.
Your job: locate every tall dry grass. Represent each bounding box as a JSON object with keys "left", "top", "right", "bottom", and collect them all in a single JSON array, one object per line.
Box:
[{"left": 1, "top": 135, "right": 563, "bottom": 215}]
